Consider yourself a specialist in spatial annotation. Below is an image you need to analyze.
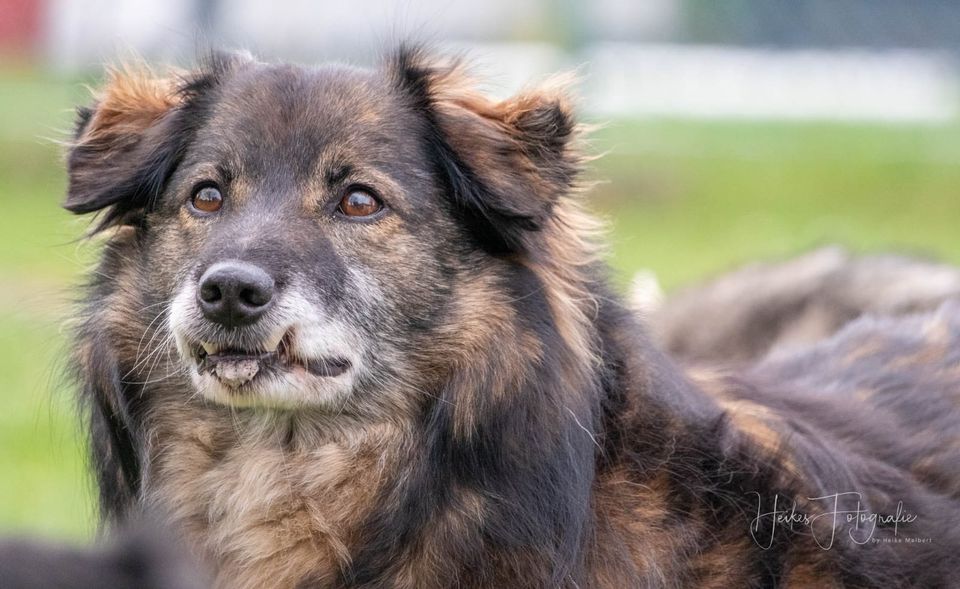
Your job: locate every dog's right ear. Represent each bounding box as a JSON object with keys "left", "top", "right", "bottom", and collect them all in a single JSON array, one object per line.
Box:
[
  {"left": 66, "top": 54, "right": 252, "bottom": 231},
  {"left": 64, "top": 67, "right": 215, "bottom": 230},
  {"left": 65, "top": 65, "right": 190, "bottom": 230}
]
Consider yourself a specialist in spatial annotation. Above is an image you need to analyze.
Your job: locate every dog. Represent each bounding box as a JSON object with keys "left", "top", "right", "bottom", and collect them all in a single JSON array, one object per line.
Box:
[
  {"left": 63, "top": 47, "right": 960, "bottom": 588},
  {"left": 0, "top": 519, "right": 207, "bottom": 589},
  {"left": 640, "top": 246, "right": 960, "bottom": 365}
]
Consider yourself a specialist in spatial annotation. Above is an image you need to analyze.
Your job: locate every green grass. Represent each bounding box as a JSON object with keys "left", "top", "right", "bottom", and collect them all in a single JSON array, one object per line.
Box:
[
  {"left": 590, "top": 119, "right": 960, "bottom": 289},
  {"left": 1, "top": 67, "right": 958, "bottom": 540},
  {"left": 0, "top": 314, "right": 94, "bottom": 538},
  {"left": 0, "top": 69, "right": 97, "bottom": 539}
]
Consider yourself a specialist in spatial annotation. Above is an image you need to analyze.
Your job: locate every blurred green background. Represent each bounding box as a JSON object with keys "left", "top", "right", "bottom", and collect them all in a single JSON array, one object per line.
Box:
[{"left": 1, "top": 64, "right": 959, "bottom": 541}]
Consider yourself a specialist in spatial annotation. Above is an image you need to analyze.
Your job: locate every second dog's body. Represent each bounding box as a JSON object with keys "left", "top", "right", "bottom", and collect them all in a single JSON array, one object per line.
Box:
[{"left": 647, "top": 246, "right": 960, "bottom": 364}]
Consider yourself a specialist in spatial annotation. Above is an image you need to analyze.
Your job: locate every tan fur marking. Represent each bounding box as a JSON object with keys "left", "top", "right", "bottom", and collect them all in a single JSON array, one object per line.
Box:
[
  {"left": 81, "top": 64, "right": 180, "bottom": 142},
  {"left": 417, "top": 57, "right": 602, "bottom": 369},
  {"left": 783, "top": 563, "right": 843, "bottom": 588},
  {"left": 147, "top": 407, "right": 402, "bottom": 589}
]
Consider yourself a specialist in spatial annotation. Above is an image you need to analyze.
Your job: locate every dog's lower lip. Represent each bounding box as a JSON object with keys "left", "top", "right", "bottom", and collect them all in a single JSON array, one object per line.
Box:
[
  {"left": 303, "top": 357, "right": 350, "bottom": 377},
  {"left": 195, "top": 345, "right": 349, "bottom": 379}
]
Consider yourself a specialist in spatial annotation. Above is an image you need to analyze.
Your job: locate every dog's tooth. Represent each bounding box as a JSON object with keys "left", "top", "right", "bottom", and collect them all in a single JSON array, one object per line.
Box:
[
  {"left": 264, "top": 330, "right": 285, "bottom": 352},
  {"left": 201, "top": 342, "right": 220, "bottom": 355}
]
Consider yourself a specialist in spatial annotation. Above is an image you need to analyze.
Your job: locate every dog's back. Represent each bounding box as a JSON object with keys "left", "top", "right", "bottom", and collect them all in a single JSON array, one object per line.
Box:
[{"left": 648, "top": 247, "right": 960, "bottom": 365}]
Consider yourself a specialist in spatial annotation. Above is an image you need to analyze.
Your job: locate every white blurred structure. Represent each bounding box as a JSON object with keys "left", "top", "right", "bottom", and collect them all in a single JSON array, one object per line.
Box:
[
  {"left": 44, "top": 0, "right": 679, "bottom": 67},
  {"left": 585, "top": 44, "right": 959, "bottom": 122},
  {"left": 46, "top": 0, "right": 198, "bottom": 68},
  {"left": 42, "top": 0, "right": 960, "bottom": 123}
]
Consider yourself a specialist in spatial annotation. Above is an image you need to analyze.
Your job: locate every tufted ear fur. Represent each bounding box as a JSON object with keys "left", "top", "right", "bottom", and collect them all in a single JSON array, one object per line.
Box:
[
  {"left": 65, "top": 54, "right": 244, "bottom": 232},
  {"left": 65, "top": 65, "right": 188, "bottom": 230},
  {"left": 390, "top": 45, "right": 584, "bottom": 255}
]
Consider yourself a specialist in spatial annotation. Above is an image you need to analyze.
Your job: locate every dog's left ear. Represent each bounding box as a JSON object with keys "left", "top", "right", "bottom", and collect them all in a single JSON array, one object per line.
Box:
[{"left": 392, "top": 47, "right": 583, "bottom": 255}]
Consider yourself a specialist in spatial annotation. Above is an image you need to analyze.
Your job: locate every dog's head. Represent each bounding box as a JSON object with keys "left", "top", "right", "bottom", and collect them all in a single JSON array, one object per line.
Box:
[{"left": 66, "top": 48, "right": 586, "bottom": 411}]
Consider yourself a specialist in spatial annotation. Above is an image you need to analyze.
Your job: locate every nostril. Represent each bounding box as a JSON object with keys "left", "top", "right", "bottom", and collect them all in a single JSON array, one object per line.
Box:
[
  {"left": 200, "top": 282, "right": 223, "bottom": 304},
  {"left": 240, "top": 285, "right": 272, "bottom": 308}
]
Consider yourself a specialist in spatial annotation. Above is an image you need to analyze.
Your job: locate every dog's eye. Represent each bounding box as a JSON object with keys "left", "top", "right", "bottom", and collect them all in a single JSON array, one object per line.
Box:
[
  {"left": 337, "top": 189, "right": 382, "bottom": 218},
  {"left": 191, "top": 185, "right": 223, "bottom": 214}
]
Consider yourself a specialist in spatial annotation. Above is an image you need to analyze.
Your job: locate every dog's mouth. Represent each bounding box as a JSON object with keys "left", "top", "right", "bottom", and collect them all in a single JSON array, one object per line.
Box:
[{"left": 194, "top": 332, "right": 350, "bottom": 389}]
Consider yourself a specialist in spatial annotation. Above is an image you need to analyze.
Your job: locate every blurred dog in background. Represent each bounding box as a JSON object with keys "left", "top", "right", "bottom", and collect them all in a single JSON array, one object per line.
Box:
[
  {"left": 0, "top": 520, "right": 206, "bottom": 589},
  {"left": 636, "top": 246, "right": 960, "bottom": 365}
]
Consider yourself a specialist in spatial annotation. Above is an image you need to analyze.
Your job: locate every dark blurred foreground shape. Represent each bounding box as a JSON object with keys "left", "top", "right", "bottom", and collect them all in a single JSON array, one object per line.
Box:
[
  {"left": 0, "top": 522, "right": 208, "bottom": 589},
  {"left": 644, "top": 246, "right": 960, "bottom": 365}
]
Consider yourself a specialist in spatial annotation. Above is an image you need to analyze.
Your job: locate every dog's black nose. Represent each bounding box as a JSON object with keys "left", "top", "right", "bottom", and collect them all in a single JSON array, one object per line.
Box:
[{"left": 198, "top": 261, "right": 275, "bottom": 328}]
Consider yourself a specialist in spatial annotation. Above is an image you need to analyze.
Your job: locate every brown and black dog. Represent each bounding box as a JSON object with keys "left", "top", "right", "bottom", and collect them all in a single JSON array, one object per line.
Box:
[{"left": 64, "top": 47, "right": 960, "bottom": 588}]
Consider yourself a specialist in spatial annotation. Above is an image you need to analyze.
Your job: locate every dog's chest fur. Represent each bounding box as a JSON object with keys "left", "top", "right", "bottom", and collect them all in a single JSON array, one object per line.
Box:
[{"left": 145, "top": 403, "right": 399, "bottom": 589}]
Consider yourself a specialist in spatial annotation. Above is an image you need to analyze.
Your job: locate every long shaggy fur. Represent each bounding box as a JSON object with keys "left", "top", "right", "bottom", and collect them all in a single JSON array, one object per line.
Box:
[{"left": 64, "top": 46, "right": 960, "bottom": 588}]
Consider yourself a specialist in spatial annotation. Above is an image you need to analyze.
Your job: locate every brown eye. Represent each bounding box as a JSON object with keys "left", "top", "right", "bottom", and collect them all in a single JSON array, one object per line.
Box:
[
  {"left": 191, "top": 185, "right": 223, "bottom": 214},
  {"left": 337, "top": 189, "right": 382, "bottom": 218}
]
